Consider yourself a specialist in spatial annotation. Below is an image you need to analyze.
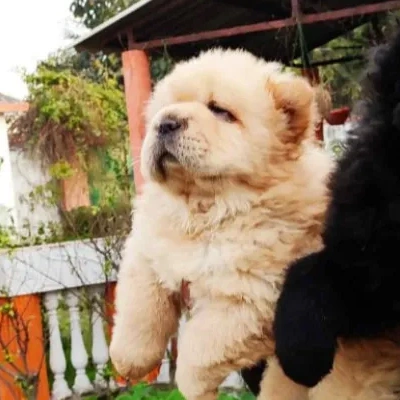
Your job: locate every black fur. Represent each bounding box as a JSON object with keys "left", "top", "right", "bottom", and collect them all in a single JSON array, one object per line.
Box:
[
  {"left": 240, "top": 361, "right": 266, "bottom": 395},
  {"left": 272, "top": 27, "right": 400, "bottom": 388}
]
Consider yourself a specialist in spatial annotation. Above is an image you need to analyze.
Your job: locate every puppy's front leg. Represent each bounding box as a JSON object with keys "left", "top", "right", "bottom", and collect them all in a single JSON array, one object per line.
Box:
[
  {"left": 176, "top": 303, "right": 268, "bottom": 400},
  {"left": 259, "top": 357, "right": 308, "bottom": 400},
  {"left": 109, "top": 234, "right": 180, "bottom": 380}
]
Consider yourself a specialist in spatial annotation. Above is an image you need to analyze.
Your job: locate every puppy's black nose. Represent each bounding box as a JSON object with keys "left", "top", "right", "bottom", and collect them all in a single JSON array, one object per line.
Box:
[{"left": 158, "top": 117, "right": 182, "bottom": 136}]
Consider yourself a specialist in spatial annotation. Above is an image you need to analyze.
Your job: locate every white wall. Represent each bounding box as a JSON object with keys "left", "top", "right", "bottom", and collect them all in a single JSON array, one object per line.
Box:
[
  {"left": 0, "top": 113, "right": 60, "bottom": 235},
  {"left": 0, "top": 114, "right": 17, "bottom": 226},
  {"left": 10, "top": 149, "right": 60, "bottom": 235}
]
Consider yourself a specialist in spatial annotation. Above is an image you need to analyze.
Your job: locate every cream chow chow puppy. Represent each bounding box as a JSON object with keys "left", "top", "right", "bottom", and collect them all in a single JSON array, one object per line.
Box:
[{"left": 109, "top": 49, "right": 332, "bottom": 400}]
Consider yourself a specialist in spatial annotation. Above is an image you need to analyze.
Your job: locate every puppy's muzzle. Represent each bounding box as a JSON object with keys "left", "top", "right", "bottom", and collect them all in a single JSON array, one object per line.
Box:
[
  {"left": 152, "top": 115, "right": 187, "bottom": 179},
  {"left": 158, "top": 116, "right": 184, "bottom": 136}
]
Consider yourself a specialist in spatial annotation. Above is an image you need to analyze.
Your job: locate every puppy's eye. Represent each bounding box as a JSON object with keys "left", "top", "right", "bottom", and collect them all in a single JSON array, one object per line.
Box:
[{"left": 207, "top": 101, "right": 236, "bottom": 122}]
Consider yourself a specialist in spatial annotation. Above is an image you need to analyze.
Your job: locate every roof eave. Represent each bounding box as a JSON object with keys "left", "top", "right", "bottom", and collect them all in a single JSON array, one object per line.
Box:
[{"left": 72, "top": 0, "right": 154, "bottom": 52}]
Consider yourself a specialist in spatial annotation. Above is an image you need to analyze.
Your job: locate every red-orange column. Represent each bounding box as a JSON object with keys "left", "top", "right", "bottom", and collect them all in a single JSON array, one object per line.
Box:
[
  {"left": 0, "top": 295, "right": 50, "bottom": 400},
  {"left": 122, "top": 49, "right": 152, "bottom": 192},
  {"left": 106, "top": 49, "right": 160, "bottom": 385}
]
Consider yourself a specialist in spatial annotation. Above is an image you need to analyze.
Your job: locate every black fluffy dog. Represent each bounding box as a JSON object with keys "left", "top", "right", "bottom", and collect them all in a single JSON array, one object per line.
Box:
[{"left": 270, "top": 27, "right": 400, "bottom": 388}]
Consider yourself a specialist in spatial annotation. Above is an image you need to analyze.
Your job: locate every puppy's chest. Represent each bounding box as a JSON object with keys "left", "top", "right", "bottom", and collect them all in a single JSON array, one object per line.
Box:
[{"left": 147, "top": 211, "right": 320, "bottom": 291}]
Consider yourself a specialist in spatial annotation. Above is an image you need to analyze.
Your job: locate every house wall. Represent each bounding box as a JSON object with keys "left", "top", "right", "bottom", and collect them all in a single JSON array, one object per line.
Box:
[
  {"left": 0, "top": 114, "right": 17, "bottom": 226},
  {"left": 10, "top": 149, "right": 60, "bottom": 235},
  {"left": 0, "top": 113, "right": 59, "bottom": 234}
]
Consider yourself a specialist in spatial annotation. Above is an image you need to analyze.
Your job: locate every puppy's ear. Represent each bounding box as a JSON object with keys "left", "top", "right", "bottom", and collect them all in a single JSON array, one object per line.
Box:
[{"left": 267, "top": 75, "right": 316, "bottom": 143}]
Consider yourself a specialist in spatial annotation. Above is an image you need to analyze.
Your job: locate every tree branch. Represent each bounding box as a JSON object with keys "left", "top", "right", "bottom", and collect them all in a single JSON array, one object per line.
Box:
[{"left": 291, "top": 55, "right": 364, "bottom": 68}]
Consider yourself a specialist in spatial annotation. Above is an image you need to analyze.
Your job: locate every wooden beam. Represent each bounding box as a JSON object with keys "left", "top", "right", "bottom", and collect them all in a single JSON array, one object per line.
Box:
[{"left": 128, "top": 0, "right": 400, "bottom": 50}]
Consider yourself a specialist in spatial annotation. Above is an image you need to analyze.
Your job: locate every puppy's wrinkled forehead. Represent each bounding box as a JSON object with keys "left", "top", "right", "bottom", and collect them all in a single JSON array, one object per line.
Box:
[{"left": 146, "top": 48, "right": 282, "bottom": 121}]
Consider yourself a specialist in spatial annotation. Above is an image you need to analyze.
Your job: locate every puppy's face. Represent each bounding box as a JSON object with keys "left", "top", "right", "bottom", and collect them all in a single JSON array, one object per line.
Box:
[{"left": 141, "top": 49, "right": 317, "bottom": 187}]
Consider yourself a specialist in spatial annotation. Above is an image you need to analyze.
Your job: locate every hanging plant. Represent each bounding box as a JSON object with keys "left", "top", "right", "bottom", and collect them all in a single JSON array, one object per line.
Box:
[
  {"left": 9, "top": 60, "right": 128, "bottom": 170},
  {"left": 150, "top": 45, "right": 176, "bottom": 84}
]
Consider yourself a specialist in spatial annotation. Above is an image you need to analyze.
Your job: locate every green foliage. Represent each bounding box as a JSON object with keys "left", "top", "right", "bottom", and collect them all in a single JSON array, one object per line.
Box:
[
  {"left": 9, "top": 60, "right": 128, "bottom": 167},
  {"left": 150, "top": 52, "right": 175, "bottom": 84},
  {"left": 0, "top": 226, "right": 13, "bottom": 248},
  {"left": 60, "top": 203, "right": 132, "bottom": 241},
  {"left": 70, "top": 0, "right": 139, "bottom": 29},
  {"left": 39, "top": 48, "right": 122, "bottom": 85},
  {"left": 83, "top": 385, "right": 255, "bottom": 400},
  {"left": 3, "top": 0, "right": 138, "bottom": 249},
  {"left": 87, "top": 145, "right": 134, "bottom": 208},
  {"left": 0, "top": 202, "right": 131, "bottom": 249},
  {"left": 311, "top": 13, "right": 400, "bottom": 107},
  {"left": 0, "top": 219, "right": 64, "bottom": 249},
  {"left": 3, "top": 55, "right": 133, "bottom": 247},
  {"left": 49, "top": 160, "right": 76, "bottom": 179},
  {"left": 113, "top": 383, "right": 255, "bottom": 400},
  {"left": 70, "top": 0, "right": 175, "bottom": 84}
]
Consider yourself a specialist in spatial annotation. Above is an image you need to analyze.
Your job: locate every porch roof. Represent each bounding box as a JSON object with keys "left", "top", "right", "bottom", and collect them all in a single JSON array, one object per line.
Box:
[{"left": 73, "top": 0, "right": 400, "bottom": 62}]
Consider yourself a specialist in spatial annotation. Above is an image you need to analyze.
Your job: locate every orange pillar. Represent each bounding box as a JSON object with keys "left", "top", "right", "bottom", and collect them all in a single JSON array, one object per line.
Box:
[
  {"left": 0, "top": 295, "right": 50, "bottom": 400},
  {"left": 122, "top": 49, "right": 152, "bottom": 192},
  {"left": 105, "top": 48, "right": 160, "bottom": 385}
]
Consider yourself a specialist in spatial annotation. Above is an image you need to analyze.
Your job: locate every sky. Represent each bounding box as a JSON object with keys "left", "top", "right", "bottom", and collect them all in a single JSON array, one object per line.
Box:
[{"left": 0, "top": 0, "right": 86, "bottom": 100}]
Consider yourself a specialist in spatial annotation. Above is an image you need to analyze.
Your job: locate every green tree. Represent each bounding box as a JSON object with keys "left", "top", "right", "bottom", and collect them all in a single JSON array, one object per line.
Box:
[
  {"left": 70, "top": 0, "right": 139, "bottom": 29},
  {"left": 311, "top": 12, "right": 400, "bottom": 107},
  {"left": 69, "top": 0, "right": 174, "bottom": 84},
  {"left": 9, "top": 53, "right": 133, "bottom": 211}
]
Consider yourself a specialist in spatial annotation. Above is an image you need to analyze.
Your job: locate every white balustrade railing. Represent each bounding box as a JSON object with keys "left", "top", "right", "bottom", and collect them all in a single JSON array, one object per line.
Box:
[
  {"left": 44, "top": 291, "right": 72, "bottom": 400},
  {"left": 0, "top": 238, "right": 244, "bottom": 399},
  {"left": 66, "top": 289, "right": 94, "bottom": 395},
  {"left": 43, "top": 286, "right": 119, "bottom": 399},
  {"left": 89, "top": 285, "right": 117, "bottom": 391}
]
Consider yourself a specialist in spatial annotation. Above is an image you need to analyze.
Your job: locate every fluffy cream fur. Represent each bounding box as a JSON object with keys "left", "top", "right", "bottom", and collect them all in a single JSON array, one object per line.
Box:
[{"left": 109, "top": 48, "right": 400, "bottom": 400}]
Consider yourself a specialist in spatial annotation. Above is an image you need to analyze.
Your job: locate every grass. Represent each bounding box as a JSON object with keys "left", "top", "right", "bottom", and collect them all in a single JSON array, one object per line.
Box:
[{"left": 84, "top": 382, "right": 256, "bottom": 400}]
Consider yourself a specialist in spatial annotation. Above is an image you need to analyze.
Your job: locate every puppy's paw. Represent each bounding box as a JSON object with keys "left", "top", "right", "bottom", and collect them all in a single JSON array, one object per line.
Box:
[
  {"left": 109, "top": 339, "right": 163, "bottom": 380},
  {"left": 176, "top": 363, "right": 218, "bottom": 400},
  {"left": 273, "top": 252, "right": 341, "bottom": 387}
]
